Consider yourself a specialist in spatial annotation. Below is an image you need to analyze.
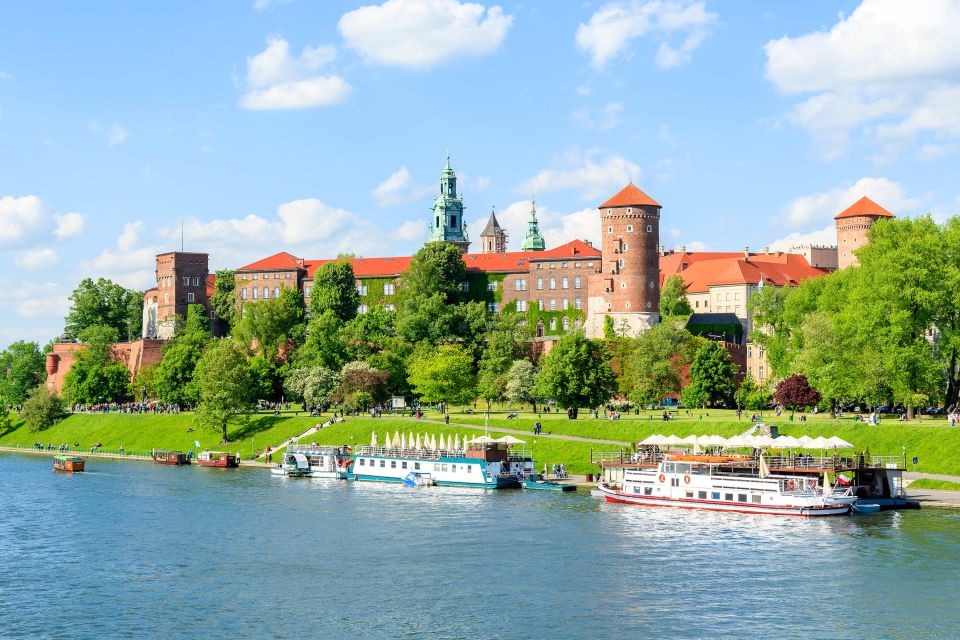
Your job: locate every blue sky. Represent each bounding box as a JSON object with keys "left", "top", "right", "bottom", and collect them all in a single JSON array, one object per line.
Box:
[{"left": 2, "top": 0, "right": 959, "bottom": 347}]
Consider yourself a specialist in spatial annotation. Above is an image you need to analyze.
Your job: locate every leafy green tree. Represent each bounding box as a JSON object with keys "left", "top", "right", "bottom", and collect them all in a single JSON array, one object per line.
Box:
[
  {"left": 477, "top": 312, "right": 525, "bottom": 409},
  {"left": 248, "top": 354, "right": 281, "bottom": 400},
  {"left": 61, "top": 326, "right": 131, "bottom": 404},
  {"left": 400, "top": 242, "right": 467, "bottom": 304},
  {"left": 535, "top": 331, "right": 616, "bottom": 418},
  {"left": 151, "top": 310, "right": 210, "bottom": 407},
  {"left": 310, "top": 261, "right": 361, "bottom": 322},
  {"left": 209, "top": 269, "right": 236, "bottom": 336},
  {"left": 234, "top": 287, "right": 307, "bottom": 359},
  {"left": 336, "top": 361, "right": 390, "bottom": 406},
  {"left": 681, "top": 341, "right": 738, "bottom": 408},
  {"left": 0, "top": 396, "right": 13, "bottom": 434},
  {"left": 340, "top": 305, "right": 393, "bottom": 359},
  {"left": 65, "top": 277, "right": 142, "bottom": 340},
  {"left": 367, "top": 338, "right": 413, "bottom": 398},
  {"left": 505, "top": 359, "right": 538, "bottom": 409},
  {"left": 408, "top": 344, "right": 476, "bottom": 410},
  {"left": 622, "top": 323, "right": 701, "bottom": 408},
  {"left": 284, "top": 366, "right": 341, "bottom": 406},
  {"left": 0, "top": 341, "right": 46, "bottom": 404},
  {"left": 21, "top": 384, "right": 66, "bottom": 431},
  {"left": 733, "top": 377, "right": 771, "bottom": 411},
  {"left": 296, "top": 310, "right": 352, "bottom": 371},
  {"left": 194, "top": 339, "right": 254, "bottom": 442},
  {"left": 659, "top": 274, "right": 693, "bottom": 317}
]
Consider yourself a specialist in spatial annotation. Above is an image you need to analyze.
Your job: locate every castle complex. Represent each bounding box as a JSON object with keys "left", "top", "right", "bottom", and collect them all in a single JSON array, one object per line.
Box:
[{"left": 45, "top": 158, "right": 899, "bottom": 393}]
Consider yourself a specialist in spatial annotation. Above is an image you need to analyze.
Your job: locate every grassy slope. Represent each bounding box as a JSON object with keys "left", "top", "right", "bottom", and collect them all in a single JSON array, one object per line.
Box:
[{"left": 909, "top": 478, "right": 960, "bottom": 491}]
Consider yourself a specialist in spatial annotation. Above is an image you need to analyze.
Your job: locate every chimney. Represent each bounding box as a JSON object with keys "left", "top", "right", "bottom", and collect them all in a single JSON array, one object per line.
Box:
[{"left": 743, "top": 245, "right": 749, "bottom": 259}]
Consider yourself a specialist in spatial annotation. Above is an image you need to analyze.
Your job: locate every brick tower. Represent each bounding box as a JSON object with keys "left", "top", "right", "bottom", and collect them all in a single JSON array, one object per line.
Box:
[
  {"left": 479, "top": 207, "right": 507, "bottom": 253},
  {"left": 142, "top": 252, "right": 210, "bottom": 338},
  {"left": 835, "top": 196, "right": 895, "bottom": 269},
  {"left": 585, "top": 183, "right": 661, "bottom": 338}
]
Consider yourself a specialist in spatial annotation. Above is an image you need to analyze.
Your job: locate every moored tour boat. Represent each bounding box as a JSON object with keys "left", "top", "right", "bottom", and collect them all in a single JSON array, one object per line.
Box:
[
  {"left": 286, "top": 444, "right": 352, "bottom": 479},
  {"left": 597, "top": 455, "right": 853, "bottom": 516},
  {"left": 53, "top": 455, "right": 85, "bottom": 472},
  {"left": 152, "top": 450, "right": 190, "bottom": 465},
  {"left": 271, "top": 452, "right": 313, "bottom": 477},
  {"left": 196, "top": 451, "right": 239, "bottom": 468}
]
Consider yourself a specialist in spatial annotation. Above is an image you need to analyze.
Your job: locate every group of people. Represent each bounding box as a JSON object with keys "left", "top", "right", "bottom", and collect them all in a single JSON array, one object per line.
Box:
[
  {"left": 70, "top": 402, "right": 180, "bottom": 414},
  {"left": 551, "top": 463, "right": 567, "bottom": 479},
  {"left": 32, "top": 441, "right": 106, "bottom": 453}
]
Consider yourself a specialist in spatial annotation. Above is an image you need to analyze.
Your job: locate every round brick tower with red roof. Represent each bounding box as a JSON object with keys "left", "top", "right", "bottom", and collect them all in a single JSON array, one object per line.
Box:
[
  {"left": 585, "top": 183, "right": 661, "bottom": 338},
  {"left": 835, "top": 196, "right": 895, "bottom": 270}
]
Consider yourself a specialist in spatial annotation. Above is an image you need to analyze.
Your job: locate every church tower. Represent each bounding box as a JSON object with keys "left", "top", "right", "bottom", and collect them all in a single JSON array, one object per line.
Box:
[
  {"left": 835, "top": 196, "right": 895, "bottom": 269},
  {"left": 585, "top": 183, "right": 661, "bottom": 338},
  {"left": 521, "top": 196, "right": 546, "bottom": 252},
  {"left": 427, "top": 155, "right": 470, "bottom": 254},
  {"left": 479, "top": 207, "right": 507, "bottom": 254}
]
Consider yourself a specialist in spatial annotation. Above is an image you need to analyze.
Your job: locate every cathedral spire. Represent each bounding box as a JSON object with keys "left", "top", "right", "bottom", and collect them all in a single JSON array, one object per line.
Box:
[
  {"left": 479, "top": 206, "right": 507, "bottom": 254},
  {"left": 427, "top": 155, "right": 470, "bottom": 254},
  {"left": 521, "top": 195, "right": 545, "bottom": 251}
]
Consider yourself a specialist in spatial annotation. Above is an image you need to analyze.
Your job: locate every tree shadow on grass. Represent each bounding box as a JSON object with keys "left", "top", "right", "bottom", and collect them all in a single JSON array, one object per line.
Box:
[{"left": 227, "top": 414, "right": 287, "bottom": 443}]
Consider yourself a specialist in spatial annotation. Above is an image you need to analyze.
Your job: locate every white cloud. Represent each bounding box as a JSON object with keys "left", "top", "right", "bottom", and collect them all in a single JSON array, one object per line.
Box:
[
  {"left": 240, "top": 38, "right": 351, "bottom": 110},
  {"left": 777, "top": 177, "right": 919, "bottom": 230},
  {"left": 394, "top": 219, "right": 426, "bottom": 241},
  {"left": 253, "top": 0, "right": 291, "bottom": 11},
  {"left": 467, "top": 199, "right": 601, "bottom": 251},
  {"left": 14, "top": 248, "right": 59, "bottom": 270},
  {"left": 572, "top": 102, "right": 624, "bottom": 131},
  {"left": 767, "top": 225, "right": 837, "bottom": 252},
  {"left": 764, "top": 0, "right": 960, "bottom": 158},
  {"left": 7, "top": 281, "right": 70, "bottom": 321},
  {"left": 520, "top": 149, "right": 643, "bottom": 202},
  {"left": 338, "top": 0, "right": 513, "bottom": 68},
  {"left": 54, "top": 212, "right": 85, "bottom": 239},
  {"left": 106, "top": 123, "right": 129, "bottom": 145},
  {"left": 373, "top": 166, "right": 434, "bottom": 207},
  {"left": 0, "top": 195, "right": 45, "bottom": 245},
  {"left": 681, "top": 240, "right": 709, "bottom": 252},
  {"left": 576, "top": 0, "right": 717, "bottom": 70},
  {"left": 472, "top": 176, "right": 491, "bottom": 190}
]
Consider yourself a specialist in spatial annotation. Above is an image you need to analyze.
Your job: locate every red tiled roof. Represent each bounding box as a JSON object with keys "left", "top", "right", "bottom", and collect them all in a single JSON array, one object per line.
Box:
[
  {"left": 305, "top": 256, "right": 413, "bottom": 278},
  {"left": 661, "top": 251, "right": 827, "bottom": 293},
  {"left": 600, "top": 183, "right": 660, "bottom": 208},
  {"left": 834, "top": 196, "right": 895, "bottom": 220},
  {"left": 237, "top": 251, "right": 304, "bottom": 271}
]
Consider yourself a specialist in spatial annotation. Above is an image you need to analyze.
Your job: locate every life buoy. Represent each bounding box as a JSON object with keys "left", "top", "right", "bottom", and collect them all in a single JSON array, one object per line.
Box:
[
  {"left": 786, "top": 479, "right": 796, "bottom": 491},
  {"left": 683, "top": 475, "right": 691, "bottom": 484},
  {"left": 658, "top": 473, "right": 665, "bottom": 483},
  {"left": 807, "top": 478, "right": 817, "bottom": 489}
]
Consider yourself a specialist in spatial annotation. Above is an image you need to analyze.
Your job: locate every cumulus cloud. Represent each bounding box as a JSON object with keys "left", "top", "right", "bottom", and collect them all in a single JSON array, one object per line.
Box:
[
  {"left": 394, "top": 219, "right": 426, "bottom": 241},
  {"left": 89, "top": 120, "right": 129, "bottom": 146},
  {"left": 576, "top": 0, "right": 717, "bottom": 70},
  {"left": 81, "top": 222, "right": 160, "bottom": 289},
  {"left": 776, "top": 177, "right": 919, "bottom": 230},
  {"left": 14, "top": 248, "right": 59, "bottom": 270},
  {"left": 519, "top": 149, "right": 643, "bottom": 202},
  {"left": 339, "top": 0, "right": 513, "bottom": 68},
  {"left": 240, "top": 37, "right": 351, "bottom": 110},
  {"left": 764, "top": 0, "right": 960, "bottom": 158},
  {"left": 253, "top": 0, "right": 291, "bottom": 11},
  {"left": 373, "top": 166, "right": 434, "bottom": 207},
  {"left": 767, "top": 225, "right": 838, "bottom": 252},
  {"left": 0, "top": 195, "right": 46, "bottom": 245},
  {"left": 54, "top": 212, "right": 85, "bottom": 239},
  {"left": 572, "top": 102, "right": 624, "bottom": 131}
]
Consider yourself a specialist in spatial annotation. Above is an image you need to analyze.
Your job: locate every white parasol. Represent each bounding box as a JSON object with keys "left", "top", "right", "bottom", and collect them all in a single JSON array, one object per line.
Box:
[{"left": 370, "top": 432, "right": 378, "bottom": 447}]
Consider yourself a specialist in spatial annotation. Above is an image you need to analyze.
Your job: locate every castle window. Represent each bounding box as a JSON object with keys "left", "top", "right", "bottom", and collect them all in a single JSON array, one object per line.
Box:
[
  {"left": 618, "top": 259, "right": 624, "bottom": 269},
  {"left": 562, "top": 298, "right": 569, "bottom": 311},
  {"left": 164, "top": 293, "right": 170, "bottom": 303},
  {"left": 285, "top": 273, "right": 291, "bottom": 279},
  {"left": 383, "top": 283, "right": 395, "bottom": 295},
  {"left": 608, "top": 226, "right": 613, "bottom": 234},
  {"left": 538, "top": 299, "right": 544, "bottom": 311},
  {"left": 436, "top": 216, "right": 441, "bottom": 227},
  {"left": 358, "top": 304, "right": 368, "bottom": 314},
  {"left": 211, "top": 309, "right": 216, "bottom": 319},
  {"left": 252, "top": 288, "right": 258, "bottom": 300},
  {"left": 516, "top": 300, "right": 527, "bottom": 311},
  {"left": 627, "top": 208, "right": 632, "bottom": 214},
  {"left": 574, "top": 316, "right": 582, "bottom": 329},
  {"left": 192, "top": 277, "right": 200, "bottom": 286},
  {"left": 550, "top": 299, "right": 556, "bottom": 311},
  {"left": 241, "top": 274, "right": 248, "bottom": 280},
  {"left": 587, "top": 262, "right": 594, "bottom": 267},
  {"left": 549, "top": 264, "right": 556, "bottom": 269},
  {"left": 549, "top": 318, "right": 557, "bottom": 331},
  {"left": 649, "top": 281, "right": 654, "bottom": 288},
  {"left": 627, "top": 225, "right": 634, "bottom": 233},
  {"left": 621, "top": 282, "right": 627, "bottom": 288},
  {"left": 263, "top": 287, "right": 269, "bottom": 299},
  {"left": 575, "top": 262, "right": 581, "bottom": 268},
  {"left": 562, "top": 277, "right": 569, "bottom": 289},
  {"left": 647, "top": 225, "right": 652, "bottom": 233},
  {"left": 274, "top": 287, "right": 280, "bottom": 298},
  {"left": 461, "top": 282, "right": 470, "bottom": 292},
  {"left": 274, "top": 273, "right": 280, "bottom": 280},
  {"left": 562, "top": 262, "right": 568, "bottom": 268},
  {"left": 386, "top": 304, "right": 395, "bottom": 312},
  {"left": 182, "top": 276, "right": 189, "bottom": 286},
  {"left": 305, "top": 286, "right": 312, "bottom": 297},
  {"left": 575, "top": 297, "right": 582, "bottom": 310},
  {"left": 647, "top": 301, "right": 652, "bottom": 308},
  {"left": 574, "top": 276, "right": 581, "bottom": 289},
  {"left": 549, "top": 277, "right": 556, "bottom": 290},
  {"left": 241, "top": 288, "right": 247, "bottom": 300},
  {"left": 537, "top": 278, "right": 543, "bottom": 290},
  {"left": 357, "top": 284, "right": 368, "bottom": 296},
  {"left": 486, "top": 281, "right": 498, "bottom": 292},
  {"left": 187, "top": 293, "right": 195, "bottom": 303},
  {"left": 450, "top": 215, "right": 457, "bottom": 227},
  {"left": 487, "top": 302, "right": 498, "bottom": 312},
  {"left": 561, "top": 317, "right": 569, "bottom": 331},
  {"left": 515, "top": 278, "right": 527, "bottom": 291},
  {"left": 622, "top": 243, "right": 628, "bottom": 252}
]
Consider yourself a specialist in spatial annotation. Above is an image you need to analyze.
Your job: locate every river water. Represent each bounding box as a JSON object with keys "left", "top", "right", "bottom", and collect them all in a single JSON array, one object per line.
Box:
[{"left": 1, "top": 454, "right": 958, "bottom": 640}]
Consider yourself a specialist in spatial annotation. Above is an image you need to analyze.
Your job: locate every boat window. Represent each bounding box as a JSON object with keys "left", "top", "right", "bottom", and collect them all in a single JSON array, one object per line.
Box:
[
  {"left": 725, "top": 493, "right": 734, "bottom": 501},
  {"left": 441, "top": 464, "right": 448, "bottom": 472},
  {"left": 451, "top": 464, "right": 457, "bottom": 472},
  {"left": 644, "top": 487, "right": 653, "bottom": 495},
  {"left": 738, "top": 493, "right": 747, "bottom": 503},
  {"left": 414, "top": 462, "right": 421, "bottom": 470},
  {"left": 664, "top": 463, "right": 674, "bottom": 473},
  {"left": 676, "top": 463, "right": 691, "bottom": 474},
  {"left": 467, "top": 466, "right": 472, "bottom": 473},
  {"left": 685, "top": 491, "right": 693, "bottom": 498},
  {"left": 358, "top": 458, "right": 365, "bottom": 466},
  {"left": 698, "top": 491, "right": 707, "bottom": 499},
  {"left": 712, "top": 492, "right": 720, "bottom": 500},
  {"left": 752, "top": 495, "right": 762, "bottom": 504},
  {"left": 634, "top": 486, "right": 643, "bottom": 494},
  {"left": 390, "top": 461, "right": 397, "bottom": 468},
  {"left": 402, "top": 461, "right": 408, "bottom": 469},
  {"left": 380, "top": 460, "right": 385, "bottom": 468}
]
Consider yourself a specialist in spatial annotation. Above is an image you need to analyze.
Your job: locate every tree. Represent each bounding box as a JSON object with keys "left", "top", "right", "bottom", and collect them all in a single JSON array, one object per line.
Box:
[
  {"left": 734, "top": 377, "right": 772, "bottom": 411},
  {"left": 340, "top": 305, "right": 393, "bottom": 359},
  {"left": 295, "top": 310, "right": 351, "bottom": 371},
  {"left": 0, "top": 341, "right": 46, "bottom": 404},
  {"left": 65, "top": 277, "right": 142, "bottom": 340},
  {"left": 234, "top": 287, "right": 307, "bottom": 359},
  {"left": 0, "top": 396, "right": 13, "bottom": 434},
  {"left": 152, "top": 310, "right": 210, "bottom": 407},
  {"left": 336, "top": 361, "right": 390, "bottom": 406},
  {"left": 621, "top": 323, "right": 701, "bottom": 408},
  {"left": 61, "top": 325, "right": 131, "bottom": 404},
  {"left": 194, "top": 339, "right": 254, "bottom": 442},
  {"left": 284, "top": 366, "right": 341, "bottom": 406},
  {"left": 535, "top": 331, "right": 616, "bottom": 418},
  {"left": 310, "top": 262, "right": 361, "bottom": 322},
  {"left": 21, "top": 384, "right": 66, "bottom": 431},
  {"left": 408, "top": 344, "right": 476, "bottom": 410},
  {"left": 477, "top": 312, "right": 525, "bottom": 409},
  {"left": 681, "top": 341, "right": 737, "bottom": 408},
  {"left": 400, "top": 242, "right": 467, "bottom": 304},
  {"left": 774, "top": 373, "right": 822, "bottom": 414},
  {"left": 659, "top": 274, "right": 693, "bottom": 317},
  {"left": 209, "top": 269, "right": 236, "bottom": 336},
  {"left": 505, "top": 359, "right": 538, "bottom": 409}
]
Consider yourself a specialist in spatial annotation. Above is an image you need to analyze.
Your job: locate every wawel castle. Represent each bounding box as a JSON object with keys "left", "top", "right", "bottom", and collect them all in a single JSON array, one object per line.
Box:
[{"left": 52, "top": 158, "right": 893, "bottom": 395}]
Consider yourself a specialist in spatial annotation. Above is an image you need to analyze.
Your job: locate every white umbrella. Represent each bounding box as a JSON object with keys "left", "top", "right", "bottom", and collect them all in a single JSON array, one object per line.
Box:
[
  {"left": 430, "top": 434, "right": 438, "bottom": 450},
  {"left": 383, "top": 432, "right": 391, "bottom": 448},
  {"left": 724, "top": 434, "right": 750, "bottom": 447},
  {"left": 705, "top": 435, "right": 728, "bottom": 447},
  {"left": 638, "top": 434, "right": 662, "bottom": 446},
  {"left": 400, "top": 433, "right": 407, "bottom": 449},
  {"left": 752, "top": 435, "right": 777, "bottom": 448},
  {"left": 394, "top": 431, "right": 401, "bottom": 449},
  {"left": 680, "top": 435, "right": 698, "bottom": 447},
  {"left": 468, "top": 435, "right": 497, "bottom": 445},
  {"left": 775, "top": 436, "right": 802, "bottom": 448},
  {"left": 798, "top": 435, "right": 814, "bottom": 446},
  {"left": 408, "top": 432, "right": 415, "bottom": 448},
  {"left": 808, "top": 436, "right": 832, "bottom": 449},
  {"left": 826, "top": 436, "right": 854, "bottom": 449},
  {"left": 415, "top": 433, "right": 422, "bottom": 448},
  {"left": 370, "top": 432, "right": 378, "bottom": 447},
  {"left": 661, "top": 435, "right": 684, "bottom": 446},
  {"left": 453, "top": 434, "right": 461, "bottom": 450},
  {"left": 496, "top": 436, "right": 526, "bottom": 445}
]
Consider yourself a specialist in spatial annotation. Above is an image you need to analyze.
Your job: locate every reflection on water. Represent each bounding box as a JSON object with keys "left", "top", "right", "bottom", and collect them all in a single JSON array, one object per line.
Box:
[{"left": 0, "top": 454, "right": 958, "bottom": 640}]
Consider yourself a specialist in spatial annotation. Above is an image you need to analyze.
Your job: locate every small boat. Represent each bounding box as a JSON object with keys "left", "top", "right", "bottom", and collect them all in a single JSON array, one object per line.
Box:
[
  {"left": 522, "top": 474, "right": 576, "bottom": 491},
  {"left": 403, "top": 471, "right": 434, "bottom": 487},
  {"left": 286, "top": 444, "right": 352, "bottom": 479},
  {"left": 271, "top": 453, "right": 312, "bottom": 477},
  {"left": 852, "top": 503, "right": 881, "bottom": 514},
  {"left": 53, "top": 455, "right": 85, "bottom": 472},
  {"left": 196, "top": 451, "right": 239, "bottom": 468},
  {"left": 152, "top": 450, "right": 190, "bottom": 465}
]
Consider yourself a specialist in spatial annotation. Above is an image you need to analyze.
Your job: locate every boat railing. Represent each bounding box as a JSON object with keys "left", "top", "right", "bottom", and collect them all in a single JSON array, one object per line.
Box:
[
  {"left": 766, "top": 454, "right": 903, "bottom": 470},
  {"left": 355, "top": 445, "right": 464, "bottom": 460},
  {"left": 287, "top": 444, "right": 348, "bottom": 456},
  {"left": 590, "top": 449, "right": 643, "bottom": 464}
]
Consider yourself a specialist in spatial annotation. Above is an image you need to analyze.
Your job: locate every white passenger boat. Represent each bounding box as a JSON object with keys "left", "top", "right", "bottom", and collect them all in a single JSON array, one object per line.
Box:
[
  {"left": 352, "top": 434, "right": 534, "bottom": 489},
  {"left": 271, "top": 452, "right": 313, "bottom": 478},
  {"left": 597, "top": 455, "right": 853, "bottom": 516},
  {"left": 287, "top": 444, "right": 352, "bottom": 479}
]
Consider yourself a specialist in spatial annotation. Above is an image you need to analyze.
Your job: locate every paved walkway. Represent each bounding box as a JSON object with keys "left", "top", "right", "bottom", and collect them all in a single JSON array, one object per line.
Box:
[{"left": 255, "top": 416, "right": 344, "bottom": 459}]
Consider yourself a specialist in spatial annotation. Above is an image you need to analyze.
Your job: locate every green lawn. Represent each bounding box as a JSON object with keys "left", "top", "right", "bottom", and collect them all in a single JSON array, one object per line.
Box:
[{"left": 908, "top": 478, "right": 960, "bottom": 491}]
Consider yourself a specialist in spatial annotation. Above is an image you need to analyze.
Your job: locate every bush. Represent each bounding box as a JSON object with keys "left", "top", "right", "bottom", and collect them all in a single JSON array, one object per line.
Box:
[{"left": 22, "top": 385, "right": 66, "bottom": 432}]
